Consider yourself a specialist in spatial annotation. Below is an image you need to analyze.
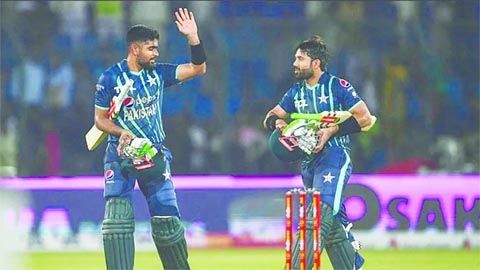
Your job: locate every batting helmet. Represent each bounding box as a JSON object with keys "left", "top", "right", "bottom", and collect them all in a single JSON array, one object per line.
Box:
[{"left": 268, "top": 129, "right": 306, "bottom": 162}]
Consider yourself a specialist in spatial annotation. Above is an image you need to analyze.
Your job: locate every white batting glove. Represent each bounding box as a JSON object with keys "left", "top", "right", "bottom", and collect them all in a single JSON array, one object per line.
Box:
[
  {"left": 296, "top": 128, "right": 318, "bottom": 155},
  {"left": 121, "top": 138, "right": 158, "bottom": 160}
]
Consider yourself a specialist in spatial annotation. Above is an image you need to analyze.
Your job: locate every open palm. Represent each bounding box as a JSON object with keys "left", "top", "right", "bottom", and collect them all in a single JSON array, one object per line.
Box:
[{"left": 175, "top": 8, "right": 198, "bottom": 37}]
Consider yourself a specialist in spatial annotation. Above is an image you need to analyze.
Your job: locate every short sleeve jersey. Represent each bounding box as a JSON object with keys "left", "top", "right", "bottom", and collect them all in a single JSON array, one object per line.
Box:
[
  {"left": 94, "top": 59, "right": 179, "bottom": 144},
  {"left": 278, "top": 72, "right": 363, "bottom": 148}
]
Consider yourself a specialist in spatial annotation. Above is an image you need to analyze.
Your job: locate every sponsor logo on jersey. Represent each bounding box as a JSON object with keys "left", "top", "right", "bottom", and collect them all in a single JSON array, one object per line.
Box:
[
  {"left": 135, "top": 93, "right": 159, "bottom": 105},
  {"left": 339, "top": 79, "right": 351, "bottom": 88},
  {"left": 105, "top": 170, "right": 114, "bottom": 181},
  {"left": 123, "top": 96, "right": 135, "bottom": 108},
  {"left": 114, "top": 83, "right": 136, "bottom": 94},
  {"left": 294, "top": 99, "right": 308, "bottom": 110},
  {"left": 96, "top": 84, "right": 105, "bottom": 91},
  {"left": 124, "top": 103, "right": 158, "bottom": 121}
]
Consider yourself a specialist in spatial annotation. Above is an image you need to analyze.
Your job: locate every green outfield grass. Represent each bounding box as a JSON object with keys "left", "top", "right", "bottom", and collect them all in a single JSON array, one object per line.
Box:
[{"left": 24, "top": 248, "right": 479, "bottom": 270}]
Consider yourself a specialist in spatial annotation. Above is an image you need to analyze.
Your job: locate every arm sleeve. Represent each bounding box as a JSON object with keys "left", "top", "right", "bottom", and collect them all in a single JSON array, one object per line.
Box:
[
  {"left": 278, "top": 87, "right": 297, "bottom": 113},
  {"left": 335, "top": 78, "right": 363, "bottom": 110},
  {"left": 94, "top": 73, "right": 114, "bottom": 110},
  {"left": 156, "top": 63, "right": 180, "bottom": 88}
]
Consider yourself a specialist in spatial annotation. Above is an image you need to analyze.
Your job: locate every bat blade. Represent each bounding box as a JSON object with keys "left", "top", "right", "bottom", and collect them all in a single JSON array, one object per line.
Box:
[
  {"left": 85, "top": 79, "right": 133, "bottom": 151},
  {"left": 85, "top": 125, "right": 108, "bottom": 151}
]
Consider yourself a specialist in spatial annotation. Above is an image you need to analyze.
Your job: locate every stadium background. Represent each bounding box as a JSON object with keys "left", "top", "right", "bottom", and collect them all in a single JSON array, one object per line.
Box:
[{"left": 0, "top": 1, "right": 478, "bottom": 269}]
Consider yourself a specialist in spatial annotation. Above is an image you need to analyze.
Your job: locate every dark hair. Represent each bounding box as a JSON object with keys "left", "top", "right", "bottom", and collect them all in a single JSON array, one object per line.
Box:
[
  {"left": 126, "top": 25, "right": 159, "bottom": 45},
  {"left": 295, "top": 35, "right": 329, "bottom": 71}
]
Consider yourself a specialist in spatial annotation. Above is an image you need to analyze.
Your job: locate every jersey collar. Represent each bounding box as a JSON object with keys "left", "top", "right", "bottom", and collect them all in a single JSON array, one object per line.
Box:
[{"left": 304, "top": 72, "right": 331, "bottom": 90}]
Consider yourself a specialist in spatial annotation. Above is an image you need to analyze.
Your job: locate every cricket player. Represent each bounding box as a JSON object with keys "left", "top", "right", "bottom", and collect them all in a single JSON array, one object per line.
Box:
[
  {"left": 93, "top": 8, "right": 206, "bottom": 270},
  {"left": 264, "top": 35, "right": 375, "bottom": 269}
]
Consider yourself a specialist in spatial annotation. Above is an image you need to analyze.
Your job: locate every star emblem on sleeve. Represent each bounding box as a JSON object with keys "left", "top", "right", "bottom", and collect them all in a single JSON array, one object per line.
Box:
[{"left": 323, "top": 172, "right": 335, "bottom": 183}]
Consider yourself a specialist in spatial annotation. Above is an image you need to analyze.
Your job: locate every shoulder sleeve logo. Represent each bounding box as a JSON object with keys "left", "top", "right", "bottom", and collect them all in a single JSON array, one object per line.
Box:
[{"left": 339, "top": 79, "right": 351, "bottom": 88}]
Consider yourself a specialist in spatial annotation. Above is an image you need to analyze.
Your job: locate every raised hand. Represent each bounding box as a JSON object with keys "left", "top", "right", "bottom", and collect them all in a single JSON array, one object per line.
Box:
[{"left": 174, "top": 8, "right": 200, "bottom": 45}]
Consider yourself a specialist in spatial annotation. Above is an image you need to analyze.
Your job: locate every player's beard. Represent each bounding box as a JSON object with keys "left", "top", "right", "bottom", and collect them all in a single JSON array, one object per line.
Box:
[
  {"left": 294, "top": 67, "right": 314, "bottom": 81},
  {"left": 138, "top": 58, "right": 156, "bottom": 70}
]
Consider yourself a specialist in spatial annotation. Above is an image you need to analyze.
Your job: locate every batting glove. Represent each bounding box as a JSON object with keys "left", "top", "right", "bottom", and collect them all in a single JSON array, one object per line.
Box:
[
  {"left": 121, "top": 138, "right": 158, "bottom": 160},
  {"left": 283, "top": 119, "right": 318, "bottom": 155}
]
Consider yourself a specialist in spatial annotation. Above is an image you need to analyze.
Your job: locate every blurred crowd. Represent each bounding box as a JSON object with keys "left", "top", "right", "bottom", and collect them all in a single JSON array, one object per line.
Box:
[{"left": 0, "top": 1, "right": 478, "bottom": 177}]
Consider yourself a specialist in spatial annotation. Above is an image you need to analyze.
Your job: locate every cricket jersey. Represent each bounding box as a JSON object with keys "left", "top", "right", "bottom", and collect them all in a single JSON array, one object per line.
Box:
[
  {"left": 278, "top": 72, "right": 364, "bottom": 215},
  {"left": 278, "top": 72, "right": 363, "bottom": 149},
  {"left": 94, "top": 59, "right": 179, "bottom": 145}
]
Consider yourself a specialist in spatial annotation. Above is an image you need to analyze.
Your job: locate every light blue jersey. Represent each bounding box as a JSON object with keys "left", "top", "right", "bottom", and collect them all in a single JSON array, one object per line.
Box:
[
  {"left": 95, "top": 59, "right": 179, "bottom": 145},
  {"left": 278, "top": 72, "right": 363, "bottom": 148},
  {"left": 95, "top": 59, "right": 181, "bottom": 216},
  {"left": 277, "top": 72, "right": 364, "bottom": 215},
  {"left": 279, "top": 72, "right": 366, "bottom": 268}
]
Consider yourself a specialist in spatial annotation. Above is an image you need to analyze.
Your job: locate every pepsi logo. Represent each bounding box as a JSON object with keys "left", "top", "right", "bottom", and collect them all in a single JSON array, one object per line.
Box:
[
  {"left": 339, "top": 79, "right": 351, "bottom": 88},
  {"left": 123, "top": 97, "right": 134, "bottom": 108},
  {"left": 105, "top": 170, "right": 114, "bottom": 180}
]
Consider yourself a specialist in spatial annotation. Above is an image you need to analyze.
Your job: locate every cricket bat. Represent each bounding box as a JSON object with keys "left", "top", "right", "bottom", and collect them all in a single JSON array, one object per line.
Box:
[
  {"left": 85, "top": 79, "right": 134, "bottom": 151},
  {"left": 290, "top": 111, "right": 377, "bottom": 131},
  {"left": 290, "top": 111, "right": 353, "bottom": 127}
]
